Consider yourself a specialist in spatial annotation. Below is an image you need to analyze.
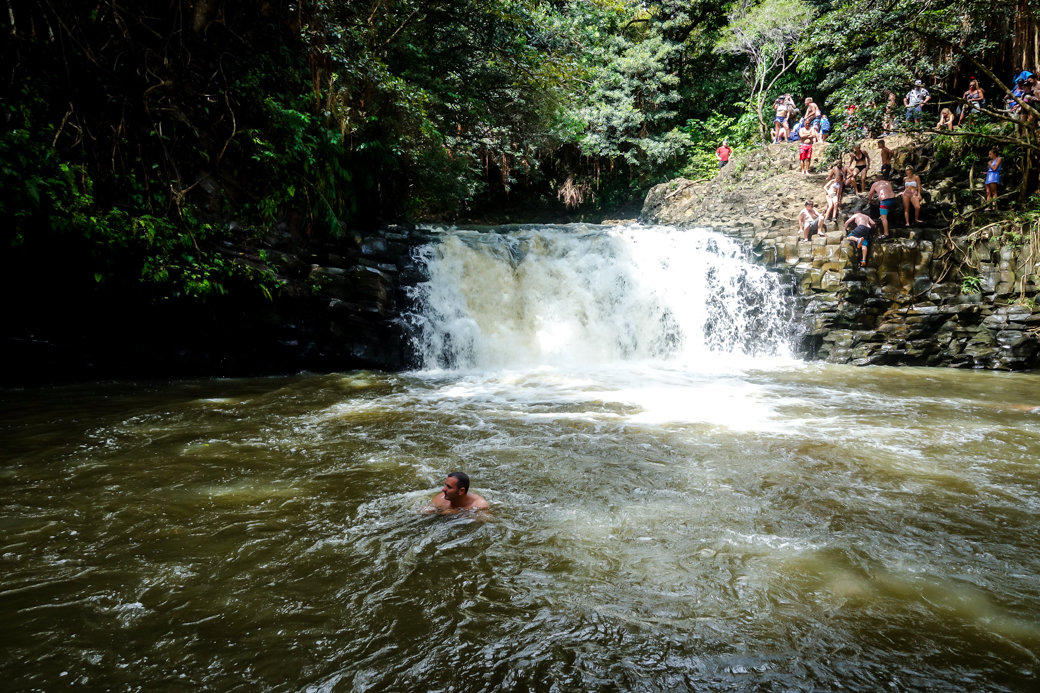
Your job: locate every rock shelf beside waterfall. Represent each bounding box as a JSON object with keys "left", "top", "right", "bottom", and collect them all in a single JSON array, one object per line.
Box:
[{"left": 640, "top": 140, "right": 1040, "bottom": 370}]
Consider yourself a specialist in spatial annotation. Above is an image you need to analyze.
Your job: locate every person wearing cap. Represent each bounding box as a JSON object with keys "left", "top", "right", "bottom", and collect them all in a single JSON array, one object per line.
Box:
[
  {"left": 797, "top": 200, "right": 826, "bottom": 240},
  {"left": 904, "top": 80, "right": 931, "bottom": 124}
]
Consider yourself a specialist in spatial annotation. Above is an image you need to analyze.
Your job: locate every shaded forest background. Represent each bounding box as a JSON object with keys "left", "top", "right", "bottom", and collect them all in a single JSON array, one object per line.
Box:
[{"left": 3, "top": 0, "right": 1039, "bottom": 378}]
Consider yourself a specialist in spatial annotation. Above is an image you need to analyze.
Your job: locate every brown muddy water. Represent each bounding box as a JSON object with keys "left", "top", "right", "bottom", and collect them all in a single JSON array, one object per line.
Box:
[
  {"left": 2, "top": 364, "right": 1039, "bottom": 691},
  {"left": 2, "top": 225, "right": 1039, "bottom": 691}
]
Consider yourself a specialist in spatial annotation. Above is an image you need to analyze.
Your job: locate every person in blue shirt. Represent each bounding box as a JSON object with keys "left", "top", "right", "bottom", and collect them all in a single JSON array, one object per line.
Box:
[
  {"left": 819, "top": 114, "right": 831, "bottom": 141},
  {"left": 984, "top": 148, "right": 1003, "bottom": 210}
]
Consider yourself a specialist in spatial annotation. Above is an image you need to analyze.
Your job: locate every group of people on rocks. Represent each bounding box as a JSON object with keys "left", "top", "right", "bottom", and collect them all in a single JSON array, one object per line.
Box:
[
  {"left": 797, "top": 139, "right": 928, "bottom": 268},
  {"left": 729, "top": 74, "right": 1013, "bottom": 269},
  {"left": 883, "top": 70, "right": 1038, "bottom": 133},
  {"left": 772, "top": 94, "right": 832, "bottom": 149}
]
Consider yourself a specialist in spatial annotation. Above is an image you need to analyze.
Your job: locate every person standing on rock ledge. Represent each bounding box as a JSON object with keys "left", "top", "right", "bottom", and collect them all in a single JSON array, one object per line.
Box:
[
  {"left": 984, "top": 148, "right": 1003, "bottom": 210},
  {"left": 843, "top": 211, "right": 875, "bottom": 268},
  {"left": 798, "top": 200, "right": 826, "bottom": 240},
  {"left": 902, "top": 166, "right": 924, "bottom": 225},
  {"left": 877, "top": 139, "right": 894, "bottom": 179},
  {"left": 850, "top": 144, "right": 871, "bottom": 193},
  {"left": 867, "top": 178, "right": 896, "bottom": 238},
  {"left": 798, "top": 123, "right": 817, "bottom": 175},
  {"left": 716, "top": 139, "right": 732, "bottom": 169},
  {"left": 904, "top": 80, "right": 931, "bottom": 124}
]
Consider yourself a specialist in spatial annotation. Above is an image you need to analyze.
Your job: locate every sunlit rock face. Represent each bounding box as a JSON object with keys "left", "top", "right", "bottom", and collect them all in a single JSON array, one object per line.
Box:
[{"left": 641, "top": 143, "right": 1040, "bottom": 370}]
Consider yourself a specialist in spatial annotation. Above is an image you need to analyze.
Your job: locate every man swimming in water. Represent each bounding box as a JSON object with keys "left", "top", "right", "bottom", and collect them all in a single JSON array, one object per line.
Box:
[{"left": 428, "top": 471, "right": 489, "bottom": 513}]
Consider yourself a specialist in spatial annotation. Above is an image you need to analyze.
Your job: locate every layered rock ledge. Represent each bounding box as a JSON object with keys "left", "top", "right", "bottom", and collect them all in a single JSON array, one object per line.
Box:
[{"left": 641, "top": 141, "right": 1040, "bottom": 369}]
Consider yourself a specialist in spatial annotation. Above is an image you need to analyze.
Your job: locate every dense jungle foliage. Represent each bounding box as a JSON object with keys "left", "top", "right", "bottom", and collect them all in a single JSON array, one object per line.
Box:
[{"left": 2, "top": 0, "right": 1039, "bottom": 324}]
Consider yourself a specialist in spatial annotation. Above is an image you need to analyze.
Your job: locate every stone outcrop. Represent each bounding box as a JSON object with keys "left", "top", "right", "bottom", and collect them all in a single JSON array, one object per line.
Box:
[{"left": 641, "top": 140, "right": 1040, "bottom": 369}]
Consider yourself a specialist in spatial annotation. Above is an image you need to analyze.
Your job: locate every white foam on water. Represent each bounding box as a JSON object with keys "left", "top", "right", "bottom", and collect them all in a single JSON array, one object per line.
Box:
[{"left": 407, "top": 224, "right": 795, "bottom": 372}]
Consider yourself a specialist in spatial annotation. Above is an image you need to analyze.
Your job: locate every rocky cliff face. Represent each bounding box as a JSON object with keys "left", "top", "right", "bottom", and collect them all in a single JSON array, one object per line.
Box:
[
  {"left": 4, "top": 224, "right": 434, "bottom": 384},
  {"left": 641, "top": 140, "right": 1040, "bottom": 369}
]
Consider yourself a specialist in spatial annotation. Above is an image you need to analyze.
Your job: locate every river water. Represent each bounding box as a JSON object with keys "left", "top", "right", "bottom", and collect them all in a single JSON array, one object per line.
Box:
[{"left": 2, "top": 225, "right": 1039, "bottom": 691}]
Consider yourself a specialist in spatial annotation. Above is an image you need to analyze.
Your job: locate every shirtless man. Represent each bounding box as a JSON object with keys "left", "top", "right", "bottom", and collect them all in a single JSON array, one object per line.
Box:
[
  {"left": 876, "top": 139, "right": 894, "bottom": 179},
  {"left": 798, "top": 122, "right": 817, "bottom": 174},
  {"left": 804, "top": 97, "right": 821, "bottom": 131},
  {"left": 798, "top": 200, "right": 826, "bottom": 240},
  {"left": 843, "top": 211, "right": 875, "bottom": 268},
  {"left": 866, "top": 178, "right": 896, "bottom": 238},
  {"left": 428, "top": 471, "right": 489, "bottom": 513}
]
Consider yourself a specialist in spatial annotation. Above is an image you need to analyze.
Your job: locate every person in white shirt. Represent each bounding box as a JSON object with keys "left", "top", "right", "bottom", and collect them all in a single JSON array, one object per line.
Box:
[{"left": 904, "top": 80, "right": 931, "bottom": 124}]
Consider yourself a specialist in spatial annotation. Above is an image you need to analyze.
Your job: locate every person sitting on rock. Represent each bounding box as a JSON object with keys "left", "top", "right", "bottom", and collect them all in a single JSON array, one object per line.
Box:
[
  {"left": 1007, "top": 80, "right": 1027, "bottom": 115},
  {"left": 959, "top": 78, "right": 985, "bottom": 125},
  {"left": 937, "top": 107, "right": 955, "bottom": 130},
  {"left": 877, "top": 138, "right": 894, "bottom": 179},
  {"left": 843, "top": 211, "right": 876, "bottom": 268},
  {"left": 798, "top": 200, "right": 826, "bottom": 240},
  {"left": 867, "top": 178, "right": 896, "bottom": 238},
  {"left": 788, "top": 119, "right": 802, "bottom": 142},
  {"left": 902, "top": 165, "right": 923, "bottom": 225}
]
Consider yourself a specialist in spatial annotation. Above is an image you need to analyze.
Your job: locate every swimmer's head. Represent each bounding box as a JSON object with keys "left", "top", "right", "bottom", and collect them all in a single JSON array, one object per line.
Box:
[{"left": 446, "top": 471, "right": 470, "bottom": 493}]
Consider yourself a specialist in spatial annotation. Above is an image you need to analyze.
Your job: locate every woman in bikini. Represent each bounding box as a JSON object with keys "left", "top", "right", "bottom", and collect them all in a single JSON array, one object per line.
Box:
[
  {"left": 825, "top": 158, "right": 848, "bottom": 220},
  {"left": 850, "top": 145, "right": 870, "bottom": 194},
  {"left": 984, "top": 148, "right": 1003, "bottom": 209},
  {"left": 902, "top": 166, "right": 923, "bottom": 225},
  {"left": 823, "top": 177, "right": 841, "bottom": 223}
]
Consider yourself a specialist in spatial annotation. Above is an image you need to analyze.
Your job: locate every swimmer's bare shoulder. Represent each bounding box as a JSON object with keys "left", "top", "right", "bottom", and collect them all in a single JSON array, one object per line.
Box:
[
  {"left": 422, "top": 493, "right": 489, "bottom": 514},
  {"left": 422, "top": 472, "right": 490, "bottom": 514}
]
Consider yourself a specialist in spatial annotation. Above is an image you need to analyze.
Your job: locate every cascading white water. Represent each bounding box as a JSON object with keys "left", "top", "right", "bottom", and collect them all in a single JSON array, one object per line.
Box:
[{"left": 406, "top": 223, "right": 793, "bottom": 370}]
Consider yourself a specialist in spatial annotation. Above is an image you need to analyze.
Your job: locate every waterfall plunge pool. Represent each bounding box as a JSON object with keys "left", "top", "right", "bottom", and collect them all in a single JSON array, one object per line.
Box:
[{"left": 2, "top": 224, "right": 1039, "bottom": 691}]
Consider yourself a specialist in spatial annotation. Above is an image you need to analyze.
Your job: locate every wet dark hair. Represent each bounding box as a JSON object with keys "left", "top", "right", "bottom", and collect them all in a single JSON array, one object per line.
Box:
[
  {"left": 805, "top": 200, "right": 814, "bottom": 206},
  {"left": 447, "top": 471, "right": 470, "bottom": 492}
]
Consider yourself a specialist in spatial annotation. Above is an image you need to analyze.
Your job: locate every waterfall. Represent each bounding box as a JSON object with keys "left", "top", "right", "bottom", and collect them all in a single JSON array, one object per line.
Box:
[{"left": 405, "top": 224, "right": 793, "bottom": 370}]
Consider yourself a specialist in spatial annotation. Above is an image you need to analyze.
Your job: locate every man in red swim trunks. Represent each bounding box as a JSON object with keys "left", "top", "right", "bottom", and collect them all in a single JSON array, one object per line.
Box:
[{"left": 798, "top": 122, "right": 817, "bottom": 175}]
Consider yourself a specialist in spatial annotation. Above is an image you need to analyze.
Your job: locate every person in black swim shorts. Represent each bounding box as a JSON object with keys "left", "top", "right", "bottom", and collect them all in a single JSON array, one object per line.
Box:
[{"left": 843, "top": 211, "right": 875, "bottom": 267}]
